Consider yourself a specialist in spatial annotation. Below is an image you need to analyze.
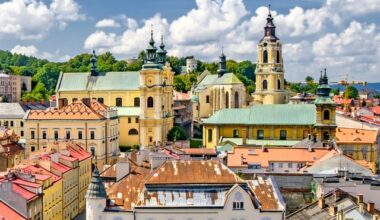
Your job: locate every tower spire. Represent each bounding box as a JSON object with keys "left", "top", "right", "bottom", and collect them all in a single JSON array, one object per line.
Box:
[
  {"left": 217, "top": 48, "right": 227, "bottom": 77},
  {"left": 144, "top": 24, "right": 158, "bottom": 66},
  {"left": 90, "top": 50, "right": 98, "bottom": 76},
  {"left": 156, "top": 33, "right": 167, "bottom": 65},
  {"left": 261, "top": 4, "right": 278, "bottom": 42}
]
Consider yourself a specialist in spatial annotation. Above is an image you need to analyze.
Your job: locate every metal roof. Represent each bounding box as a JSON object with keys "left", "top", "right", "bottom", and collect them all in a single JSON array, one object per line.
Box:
[
  {"left": 204, "top": 104, "right": 316, "bottom": 125},
  {"left": 57, "top": 71, "right": 140, "bottom": 92},
  {"left": 86, "top": 166, "right": 107, "bottom": 199},
  {"left": 0, "top": 103, "right": 26, "bottom": 119}
]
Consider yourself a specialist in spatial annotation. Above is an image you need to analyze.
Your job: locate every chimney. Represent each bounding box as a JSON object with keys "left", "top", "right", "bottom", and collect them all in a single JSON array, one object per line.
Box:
[
  {"left": 329, "top": 205, "right": 338, "bottom": 217},
  {"left": 116, "top": 160, "right": 130, "bottom": 182},
  {"left": 358, "top": 194, "right": 364, "bottom": 204},
  {"left": 358, "top": 194, "right": 365, "bottom": 213},
  {"left": 318, "top": 194, "right": 325, "bottom": 209},
  {"left": 242, "top": 128, "right": 247, "bottom": 145},
  {"left": 367, "top": 202, "right": 375, "bottom": 214}
]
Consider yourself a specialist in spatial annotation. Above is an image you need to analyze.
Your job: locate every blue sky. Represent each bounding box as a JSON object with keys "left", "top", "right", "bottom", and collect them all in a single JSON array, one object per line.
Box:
[{"left": 0, "top": 0, "right": 379, "bottom": 82}]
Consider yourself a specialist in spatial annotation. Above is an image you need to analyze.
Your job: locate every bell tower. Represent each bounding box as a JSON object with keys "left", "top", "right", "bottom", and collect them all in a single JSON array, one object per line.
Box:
[
  {"left": 253, "top": 5, "right": 289, "bottom": 104},
  {"left": 139, "top": 28, "right": 174, "bottom": 149}
]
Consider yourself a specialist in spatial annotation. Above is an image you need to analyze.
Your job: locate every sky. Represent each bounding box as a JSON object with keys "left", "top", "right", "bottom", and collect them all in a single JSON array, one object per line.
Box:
[{"left": 0, "top": 0, "right": 379, "bottom": 82}]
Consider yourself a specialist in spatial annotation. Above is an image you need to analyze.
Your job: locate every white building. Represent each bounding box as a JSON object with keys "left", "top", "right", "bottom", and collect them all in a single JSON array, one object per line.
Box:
[
  {"left": 186, "top": 56, "right": 197, "bottom": 73},
  {"left": 86, "top": 160, "right": 286, "bottom": 220}
]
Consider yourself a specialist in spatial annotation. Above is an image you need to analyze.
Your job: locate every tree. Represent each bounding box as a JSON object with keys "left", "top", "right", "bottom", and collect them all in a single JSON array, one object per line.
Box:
[
  {"left": 305, "top": 76, "right": 314, "bottom": 84},
  {"left": 344, "top": 86, "right": 358, "bottom": 99},
  {"left": 167, "top": 126, "right": 187, "bottom": 141}
]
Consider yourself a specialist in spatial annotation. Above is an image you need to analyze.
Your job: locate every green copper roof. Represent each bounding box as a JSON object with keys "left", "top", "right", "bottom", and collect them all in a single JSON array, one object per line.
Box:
[
  {"left": 86, "top": 166, "right": 107, "bottom": 199},
  {"left": 195, "top": 73, "right": 243, "bottom": 91},
  {"left": 203, "top": 104, "right": 316, "bottom": 125},
  {"left": 116, "top": 107, "right": 140, "bottom": 116},
  {"left": 313, "top": 97, "right": 336, "bottom": 105},
  {"left": 222, "top": 138, "right": 301, "bottom": 146},
  {"left": 57, "top": 71, "right": 140, "bottom": 92}
]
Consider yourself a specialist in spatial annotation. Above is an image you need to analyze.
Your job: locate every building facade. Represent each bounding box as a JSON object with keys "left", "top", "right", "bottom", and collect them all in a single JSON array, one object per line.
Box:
[
  {"left": 186, "top": 55, "right": 197, "bottom": 73},
  {"left": 253, "top": 8, "right": 289, "bottom": 104},
  {"left": 0, "top": 72, "right": 31, "bottom": 103},
  {"left": 24, "top": 100, "right": 118, "bottom": 169},
  {"left": 0, "top": 128, "right": 23, "bottom": 171},
  {"left": 192, "top": 53, "right": 247, "bottom": 121},
  {"left": 0, "top": 103, "right": 26, "bottom": 139},
  {"left": 173, "top": 90, "right": 193, "bottom": 137}
]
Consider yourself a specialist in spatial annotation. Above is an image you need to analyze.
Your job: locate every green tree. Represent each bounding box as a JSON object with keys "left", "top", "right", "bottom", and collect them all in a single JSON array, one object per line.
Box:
[
  {"left": 237, "top": 60, "right": 255, "bottom": 80},
  {"left": 167, "top": 126, "right": 187, "bottom": 141},
  {"left": 344, "top": 86, "right": 358, "bottom": 99},
  {"left": 305, "top": 76, "right": 314, "bottom": 84}
]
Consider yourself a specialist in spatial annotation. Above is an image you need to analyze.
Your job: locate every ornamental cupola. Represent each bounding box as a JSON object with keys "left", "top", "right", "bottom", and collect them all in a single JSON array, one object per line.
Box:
[
  {"left": 145, "top": 27, "right": 157, "bottom": 64},
  {"left": 156, "top": 34, "right": 167, "bottom": 65},
  {"left": 316, "top": 68, "right": 331, "bottom": 97},
  {"left": 85, "top": 165, "right": 107, "bottom": 199},
  {"left": 217, "top": 49, "right": 227, "bottom": 77},
  {"left": 90, "top": 50, "right": 98, "bottom": 76},
  {"left": 261, "top": 5, "right": 279, "bottom": 42}
]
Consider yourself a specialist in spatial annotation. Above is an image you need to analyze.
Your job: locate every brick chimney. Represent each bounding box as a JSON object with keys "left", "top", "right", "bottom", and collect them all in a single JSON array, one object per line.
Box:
[
  {"left": 329, "top": 205, "right": 338, "bottom": 217},
  {"left": 367, "top": 202, "right": 375, "bottom": 214},
  {"left": 318, "top": 194, "right": 325, "bottom": 209},
  {"left": 358, "top": 194, "right": 365, "bottom": 213}
]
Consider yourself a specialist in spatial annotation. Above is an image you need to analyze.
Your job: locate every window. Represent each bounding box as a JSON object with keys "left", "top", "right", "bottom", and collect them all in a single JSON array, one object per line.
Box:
[
  {"left": 233, "top": 202, "right": 244, "bottom": 210},
  {"left": 277, "top": 79, "right": 281, "bottom": 90},
  {"left": 31, "top": 131, "right": 35, "bottom": 139},
  {"left": 149, "top": 136, "right": 153, "bottom": 143},
  {"left": 72, "top": 98, "right": 78, "bottom": 103},
  {"left": 248, "top": 164, "right": 261, "bottom": 169},
  {"left": 128, "top": 129, "right": 138, "bottom": 135},
  {"left": 280, "top": 130, "right": 287, "bottom": 140},
  {"left": 234, "top": 92, "right": 239, "bottom": 108},
  {"left": 31, "top": 146, "right": 36, "bottom": 152},
  {"left": 323, "top": 131, "right": 330, "bottom": 140},
  {"left": 233, "top": 129, "right": 239, "bottom": 138},
  {"left": 263, "top": 80, "right": 268, "bottom": 90},
  {"left": 20, "top": 121, "right": 24, "bottom": 127},
  {"left": 66, "top": 130, "right": 71, "bottom": 139},
  {"left": 90, "top": 131, "right": 95, "bottom": 140},
  {"left": 279, "top": 162, "right": 283, "bottom": 168},
  {"left": 147, "top": 97, "right": 154, "bottom": 108},
  {"left": 54, "top": 131, "right": 59, "bottom": 140},
  {"left": 10, "top": 121, "right": 14, "bottom": 127},
  {"left": 21, "top": 131, "right": 24, "bottom": 137},
  {"left": 78, "top": 131, "right": 83, "bottom": 140},
  {"left": 263, "top": 50, "right": 268, "bottom": 63},
  {"left": 134, "top": 97, "right": 140, "bottom": 107},
  {"left": 257, "top": 130, "right": 264, "bottom": 140},
  {"left": 128, "top": 117, "right": 131, "bottom": 123},
  {"left": 288, "top": 163, "right": 293, "bottom": 168},
  {"left": 277, "top": 50, "right": 280, "bottom": 63},
  {"left": 323, "top": 110, "right": 330, "bottom": 120},
  {"left": 116, "top": 97, "right": 122, "bottom": 107},
  {"left": 135, "top": 118, "right": 139, "bottom": 123},
  {"left": 97, "top": 98, "right": 104, "bottom": 103},
  {"left": 362, "top": 146, "right": 367, "bottom": 160},
  {"left": 42, "top": 131, "right": 47, "bottom": 139},
  {"left": 208, "top": 129, "right": 213, "bottom": 142},
  {"left": 4, "top": 121, "right": 8, "bottom": 127},
  {"left": 225, "top": 92, "right": 229, "bottom": 108},
  {"left": 206, "top": 95, "right": 210, "bottom": 103}
]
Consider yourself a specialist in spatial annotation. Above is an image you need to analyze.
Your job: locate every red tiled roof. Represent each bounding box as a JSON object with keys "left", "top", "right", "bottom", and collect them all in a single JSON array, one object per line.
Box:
[
  {"left": 372, "top": 106, "right": 380, "bottom": 115},
  {"left": 12, "top": 179, "right": 41, "bottom": 188},
  {"left": 67, "top": 145, "right": 91, "bottom": 161},
  {"left": 12, "top": 183, "right": 38, "bottom": 201},
  {"left": 22, "top": 165, "right": 61, "bottom": 183},
  {"left": 181, "top": 148, "right": 217, "bottom": 155},
  {"left": 336, "top": 127, "right": 378, "bottom": 144},
  {"left": 51, "top": 162, "right": 71, "bottom": 174},
  {"left": 173, "top": 91, "right": 191, "bottom": 101},
  {"left": 60, "top": 154, "right": 78, "bottom": 162},
  {"left": 26, "top": 101, "right": 106, "bottom": 120},
  {"left": 0, "top": 201, "right": 27, "bottom": 220}
]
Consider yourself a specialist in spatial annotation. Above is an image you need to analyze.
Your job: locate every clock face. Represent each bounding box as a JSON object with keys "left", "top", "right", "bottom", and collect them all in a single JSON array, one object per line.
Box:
[
  {"left": 146, "top": 77, "right": 153, "bottom": 86},
  {"left": 263, "top": 42, "right": 267, "bottom": 47}
]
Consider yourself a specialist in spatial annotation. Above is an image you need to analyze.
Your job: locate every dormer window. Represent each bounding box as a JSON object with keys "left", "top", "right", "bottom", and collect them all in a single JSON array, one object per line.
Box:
[{"left": 233, "top": 201, "right": 244, "bottom": 210}]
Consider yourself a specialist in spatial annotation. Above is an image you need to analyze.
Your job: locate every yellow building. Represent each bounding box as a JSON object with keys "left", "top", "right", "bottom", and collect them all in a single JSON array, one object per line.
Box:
[
  {"left": 336, "top": 127, "right": 379, "bottom": 173},
  {"left": 253, "top": 7, "right": 289, "bottom": 104},
  {"left": 203, "top": 73, "right": 336, "bottom": 148},
  {"left": 191, "top": 53, "right": 248, "bottom": 121},
  {"left": 55, "top": 34, "right": 174, "bottom": 149},
  {"left": 24, "top": 100, "right": 119, "bottom": 169}
]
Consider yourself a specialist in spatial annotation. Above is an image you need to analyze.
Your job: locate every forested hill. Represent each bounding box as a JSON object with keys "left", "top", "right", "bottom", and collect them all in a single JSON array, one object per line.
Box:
[{"left": 0, "top": 50, "right": 256, "bottom": 101}]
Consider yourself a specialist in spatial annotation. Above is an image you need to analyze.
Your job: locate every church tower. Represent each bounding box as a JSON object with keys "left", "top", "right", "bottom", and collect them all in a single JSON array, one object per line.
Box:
[
  {"left": 139, "top": 29, "right": 174, "bottom": 149},
  {"left": 253, "top": 5, "right": 289, "bottom": 104},
  {"left": 313, "top": 69, "right": 337, "bottom": 142}
]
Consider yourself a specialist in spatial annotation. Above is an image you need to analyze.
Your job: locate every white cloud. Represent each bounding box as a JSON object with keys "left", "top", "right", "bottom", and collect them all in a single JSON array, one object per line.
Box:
[
  {"left": 84, "top": 0, "right": 380, "bottom": 81},
  {"left": 11, "top": 44, "right": 72, "bottom": 62},
  {"left": 11, "top": 45, "right": 39, "bottom": 57},
  {"left": 96, "top": 19, "right": 120, "bottom": 28},
  {"left": 0, "top": 0, "right": 84, "bottom": 40}
]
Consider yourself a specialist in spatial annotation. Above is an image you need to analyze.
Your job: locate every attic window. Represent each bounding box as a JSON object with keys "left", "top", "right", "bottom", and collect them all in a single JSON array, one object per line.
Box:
[{"left": 233, "top": 201, "right": 244, "bottom": 210}]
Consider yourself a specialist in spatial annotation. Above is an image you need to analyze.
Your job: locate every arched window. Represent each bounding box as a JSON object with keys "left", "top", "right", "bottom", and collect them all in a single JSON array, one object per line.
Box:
[
  {"left": 323, "top": 110, "right": 330, "bottom": 120},
  {"left": 147, "top": 97, "right": 154, "bottom": 108},
  {"left": 263, "top": 80, "right": 268, "bottom": 90},
  {"left": 134, "top": 97, "right": 140, "bottom": 107},
  {"left": 234, "top": 92, "right": 239, "bottom": 108},
  {"left": 263, "top": 50, "right": 268, "bottom": 63},
  {"left": 277, "top": 79, "right": 281, "bottom": 90},
  {"left": 128, "top": 129, "right": 138, "bottom": 135},
  {"left": 276, "top": 50, "right": 280, "bottom": 63},
  {"left": 115, "top": 97, "right": 122, "bottom": 107},
  {"left": 225, "top": 92, "right": 229, "bottom": 108}
]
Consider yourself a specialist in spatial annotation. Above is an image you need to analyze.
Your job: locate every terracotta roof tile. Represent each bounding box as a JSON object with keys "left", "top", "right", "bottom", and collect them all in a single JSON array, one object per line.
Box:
[
  {"left": 0, "top": 201, "right": 27, "bottom": 220},
  {"left": 336, "top": 127, "right": 378, "bottom": 144},
  {"left": 11, "top": 182, "right": 38, "bottom": 201}
]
